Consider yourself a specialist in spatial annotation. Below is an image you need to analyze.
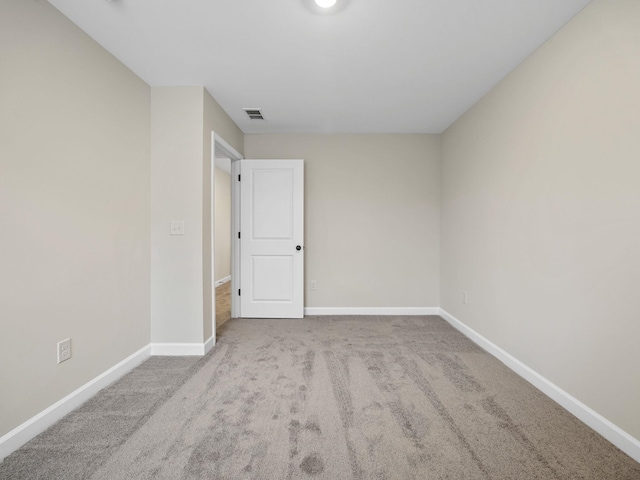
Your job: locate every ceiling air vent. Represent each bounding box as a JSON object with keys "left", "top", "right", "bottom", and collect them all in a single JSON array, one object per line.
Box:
[{"left": 243, "top": 108, "right": 264, "bottom": 120}]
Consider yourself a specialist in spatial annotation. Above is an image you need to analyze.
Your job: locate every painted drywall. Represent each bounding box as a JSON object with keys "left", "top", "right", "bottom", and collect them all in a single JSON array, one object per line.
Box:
[
  {"left": 151, "top": 87, "right": 242, "bottom": 345},
  {"left": 440, "top": 0, "right": 640, "bottom": 440},
  {"left": 203, "top": 90, "right": 244, "bottom": 157},
  {"left": 0, "top": 0, "right": 150, "bottom": 438},
  {"left": 244, "top": 134, "right": 440, "bottom": 309},
  {"left": 151, "top": 87, "right": 205, "bottom": 344},
  {"left": 203, "top": 90, "right": 244, "bottom": 341},
  {"left": 214, "top": 167, "right": 232, "bottom": 282}
]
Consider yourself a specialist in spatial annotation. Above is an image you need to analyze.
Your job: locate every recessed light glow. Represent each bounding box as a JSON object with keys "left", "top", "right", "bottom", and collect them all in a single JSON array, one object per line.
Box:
[{"left": 315, "top": 0, "right": 337, "bottom": 8}]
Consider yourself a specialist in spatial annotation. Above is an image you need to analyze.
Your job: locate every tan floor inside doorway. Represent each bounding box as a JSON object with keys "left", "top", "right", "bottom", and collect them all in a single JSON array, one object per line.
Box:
[{"left": 215, "top": 281, "right": 232, "bottom": 328}]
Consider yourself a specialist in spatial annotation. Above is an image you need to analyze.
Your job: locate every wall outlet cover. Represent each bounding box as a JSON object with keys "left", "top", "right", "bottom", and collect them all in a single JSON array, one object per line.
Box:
[{"left": 57, "top": 338, "right": 71, "bottom": 364}]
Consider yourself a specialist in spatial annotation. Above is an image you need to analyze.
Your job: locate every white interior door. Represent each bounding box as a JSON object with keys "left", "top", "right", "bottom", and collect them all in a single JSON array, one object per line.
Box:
[{"left": 240, "top": 159, "right": 304, "bottom": 318}]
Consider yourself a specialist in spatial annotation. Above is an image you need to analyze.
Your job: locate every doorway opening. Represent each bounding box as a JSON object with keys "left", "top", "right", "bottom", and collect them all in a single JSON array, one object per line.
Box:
[
  {"left": 211, "top": 133, "right": 242, "bottom": 341},
  {"left": 214, "top": 156, "right": 232, "bottom": 328}
]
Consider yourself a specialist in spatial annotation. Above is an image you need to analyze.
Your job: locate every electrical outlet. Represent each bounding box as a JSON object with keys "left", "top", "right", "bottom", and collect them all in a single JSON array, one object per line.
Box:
[
  {"left": 462, "top": 292, "right": 468, "bottom": 305},
  {"left": 310, "top": 280, "right": 317, "bottom": 291},
  {"left": 57, "top": 338, "right": 71, "bottom": 364}
]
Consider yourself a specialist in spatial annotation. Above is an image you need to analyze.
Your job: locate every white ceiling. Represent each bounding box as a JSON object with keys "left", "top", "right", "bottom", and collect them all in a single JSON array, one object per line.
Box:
[{"left": 47, "top": 0, "right": 591, "bottom": 134}]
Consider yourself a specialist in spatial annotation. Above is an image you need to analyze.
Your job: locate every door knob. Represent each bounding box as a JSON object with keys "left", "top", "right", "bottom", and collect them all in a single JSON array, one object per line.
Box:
[{"left": 296, "top": 245, "right": 302, "bottom": 251}]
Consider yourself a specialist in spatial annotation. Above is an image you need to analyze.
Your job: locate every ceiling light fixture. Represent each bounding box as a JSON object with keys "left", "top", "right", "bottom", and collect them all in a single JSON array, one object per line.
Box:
[
  {"left": 315, "top": 0, "right": 337, "bottom": 8},
  {"left": 303, "top": 0, "right": 348, "bottom": 15}
]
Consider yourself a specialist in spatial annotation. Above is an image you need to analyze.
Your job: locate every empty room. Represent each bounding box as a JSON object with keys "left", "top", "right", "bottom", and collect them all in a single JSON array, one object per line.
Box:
[{"left": 1, "top": 0, "right": 639, "bottom": 478}]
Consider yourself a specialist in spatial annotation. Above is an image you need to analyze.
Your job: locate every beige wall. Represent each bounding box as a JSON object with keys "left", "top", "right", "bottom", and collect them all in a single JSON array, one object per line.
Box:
[
  {"left": 214, "top": 167, "right": 232, "bottom": 283},
  {"left": 245, "top": 134, "right": 440, "bottom": 309},
  {"left": 441, "top": 0, "right": 640, "bottom": 440},
  {"left": 151, "top": 87, "right": 242, "bottom": 344},
  {"left": 151, "top": 87, "right": 205, "bottom": 344},
  {"left": 203, "top": 90, "right": 243, "bottom": 340},
  {"left": 0, "top": 0, "right": 151, "bottom": 438},
  {"left": 203, "top": 91, "right": 244, "bottom": 158}
]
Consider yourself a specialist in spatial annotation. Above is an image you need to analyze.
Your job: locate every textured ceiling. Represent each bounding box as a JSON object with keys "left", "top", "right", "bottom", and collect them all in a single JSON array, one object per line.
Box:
[{"left": 48, "top": 0, "right": 591, "bottom": 134}]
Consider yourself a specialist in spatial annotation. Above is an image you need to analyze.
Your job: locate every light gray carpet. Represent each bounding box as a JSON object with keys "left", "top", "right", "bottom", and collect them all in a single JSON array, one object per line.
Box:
[{"left": 1, "top": 316, "right": 639, "bottom": 479}]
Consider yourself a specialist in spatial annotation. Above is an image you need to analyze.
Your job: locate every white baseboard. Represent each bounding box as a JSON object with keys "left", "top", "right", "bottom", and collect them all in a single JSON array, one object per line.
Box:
[
  {"left": 0, "top": 344, "right": 151, "bottom": 462},
  {"left": 149, "top": 342, "right": 208, "bottom": 356},
  {"left": 214, "top": 275, "right": 231, "bottom": 288},
  {"left": 203, "top": 336, "right": 215, "bottom": 354},
  {"left": 6, "top": 313, "right": 637, "bottom": 466},
  {"left": 304, "top": 307, "right": 439, "bottom": 316},
  {"left": 439, "top": 308, "right": 640, "bottom": 464},
  {"left": 0, "top": 337, "right": 216, "bottom": 461}
]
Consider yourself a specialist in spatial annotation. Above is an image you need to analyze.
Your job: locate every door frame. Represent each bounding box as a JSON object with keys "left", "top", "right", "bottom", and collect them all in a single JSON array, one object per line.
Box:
[
  {"left": 230, "top": 157, "right": 241, "bottom": 319},
  {"left": 211, "top": 132, "right": 243, "bottom": 339}
]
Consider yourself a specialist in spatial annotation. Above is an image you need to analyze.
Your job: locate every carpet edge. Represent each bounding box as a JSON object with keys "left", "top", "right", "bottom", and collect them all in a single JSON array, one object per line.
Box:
[
  {"left": 0, "top": 344, "right": 151, "bottom": 462},
  {"left": 304, "top": 307, "right": 440, "bottom": 315},
  {"left": 439, "top": 308, "right": 640, "bottom": 464}
]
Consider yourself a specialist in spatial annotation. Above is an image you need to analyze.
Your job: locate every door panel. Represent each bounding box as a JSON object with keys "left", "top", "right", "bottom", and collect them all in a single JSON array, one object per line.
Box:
[
  {"left": 252, "top": 170, "right": 293, "bottom": 239},
  {"left": 252, "top": 256, "right": 293, "bottom": 301},
  {"left": 240, "top": 159, "right": 304, "bottom": 318}
]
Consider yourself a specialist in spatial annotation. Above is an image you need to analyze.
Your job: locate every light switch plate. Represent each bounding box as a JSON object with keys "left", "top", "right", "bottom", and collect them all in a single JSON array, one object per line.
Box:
[{"left": 170, "top": 221, "right": 185, "bottom": 235}]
